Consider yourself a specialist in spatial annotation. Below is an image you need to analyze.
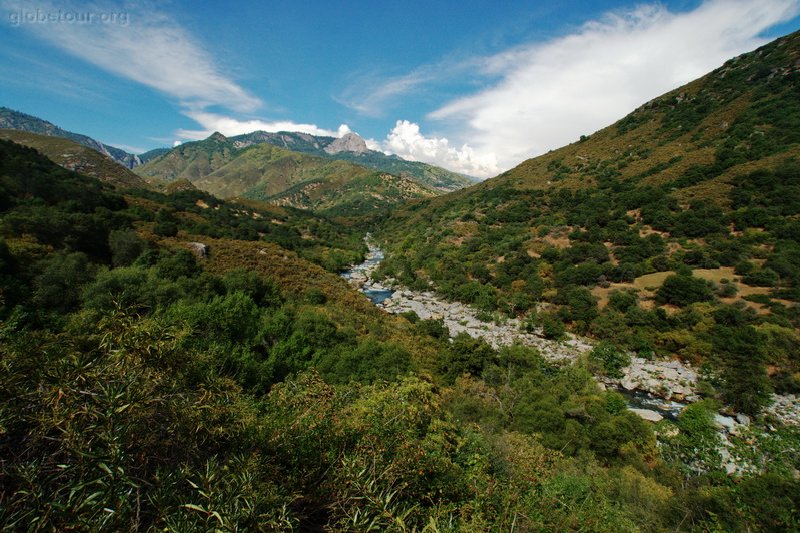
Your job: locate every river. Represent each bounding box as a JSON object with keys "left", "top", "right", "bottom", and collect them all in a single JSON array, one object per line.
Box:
[{"left": 340, "top": 242, "right": 800, "bottom": 428}]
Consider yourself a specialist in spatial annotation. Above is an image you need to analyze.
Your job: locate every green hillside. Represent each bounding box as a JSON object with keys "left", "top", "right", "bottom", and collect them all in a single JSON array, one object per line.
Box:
[
  {"left": 137, "top": 137, "right": 436, "bottom": 215},
  {"left": 0, "top": 130, "right": 148, "bottom": 189},
  {"left": 257, "top": 171, "right": 436, "bottom": 216},
  {"left": 138, "top": 147, "right": 171, "bottom": 164},
  {"left": 134, "top": 132, "right": 237, "bottom": 183},
  {"left": 376, "top": 31, "right": 800, "bottom": 402},
  {"left": 193, "top": 142, "right": 374, "bottom": 198},
  {"left": 5, "top": 137, "right": 774, "bottom": 532},
  {"left": 231, "top": 130, "right": 478, "bottom": 191},
  {"left": 137, "top": 130, "right": 475, "bottom": 196}
]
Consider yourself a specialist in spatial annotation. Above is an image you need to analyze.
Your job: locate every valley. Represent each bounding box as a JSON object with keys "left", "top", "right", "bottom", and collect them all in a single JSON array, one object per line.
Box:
[{"left": 1, "top": 20, "right": 800, "bottom": 533}]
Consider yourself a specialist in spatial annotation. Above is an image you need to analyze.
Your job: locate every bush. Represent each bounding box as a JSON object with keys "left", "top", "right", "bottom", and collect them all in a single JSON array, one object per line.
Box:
[
  {"left": 714, "top": 325, "right": 772, "bottom": 416},
  {"left": 155, "top": 249, "right": 201, "bottom": 281},
  {"left": 742, "top": 267, "right": 780, "bottom": 287},
  {"left": 32, "top": 252, "right": 97, "bottom": 312},
  {"left": 656, "top": 273, "right": 714, "bottom": 306},
  {"left": 223, "top": 268, "right": 282, "bottom": 307},
  {"left": 153, "top": 220, "right": 178, "bottom": 237},
  {"left": 108, "top": 229, "right": 146, "bottom": 267},
  {"left": 589, "top": 342, "right": 631, "bottom": 379},
  {"left": 438, "top": 333, "right": 495, "bottom": 383},
  {"left": 541, "top": 313, "right": 566, "bottom": 340},
  {"left": 416, "top": 317, "right": 448, "bottom": 339},
  {"left": 608, "top": 289, "right": 639, "bottom": 312}
]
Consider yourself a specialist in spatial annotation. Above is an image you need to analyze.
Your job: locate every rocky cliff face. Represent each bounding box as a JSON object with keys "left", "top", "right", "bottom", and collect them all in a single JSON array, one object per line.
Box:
[{"left": 324, "top": 132, "right": 369, "bottom": 155}]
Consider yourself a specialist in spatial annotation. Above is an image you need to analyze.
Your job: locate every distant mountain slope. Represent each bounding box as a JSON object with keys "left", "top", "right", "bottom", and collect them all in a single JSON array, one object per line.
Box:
[
  {"left": 136, "top": 133, "right": 438, "bottom": 214},
  {"left": 138, "top": 129, "right": 476, "bottom": 192},
  {"left": 0, "top": 130, "right": 148, "bottom": 189},
  {"left": 195, "top": 141, "right": 437, "bottom": 214},
  {"left": 249, "top": 170, "right": 436, "bottom": 216},
  {"left": 190, "top": 140, "right": 373, "bottom": 198},
  {"left": 135, "top": 132, "right": 237, "bottom": 183},
  {"left": 138, "top": 147, "right": 171, "bottom": 164},
  {"left": 233, "top": 130, "right": 478, "bottom": 191},
  {"left": 0, "top": 106, "right": 141, "bottom": 168}
]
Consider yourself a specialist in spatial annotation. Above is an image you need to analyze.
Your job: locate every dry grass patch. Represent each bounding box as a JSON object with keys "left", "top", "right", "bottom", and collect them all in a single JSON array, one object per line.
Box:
[{"left": 592, "top": 267, "right": 790, "bottom": 311}]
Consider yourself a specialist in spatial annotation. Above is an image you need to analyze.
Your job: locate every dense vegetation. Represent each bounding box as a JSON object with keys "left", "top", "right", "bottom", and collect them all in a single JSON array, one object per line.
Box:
[{"left": 2, "top": 118, "right": 800, "bottom": 531}]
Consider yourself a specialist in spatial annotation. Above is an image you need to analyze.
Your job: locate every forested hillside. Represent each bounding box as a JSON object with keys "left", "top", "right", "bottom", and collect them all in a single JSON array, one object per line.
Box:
[{"left": 376, "top": 30, "right": 800, "bottom": 415}]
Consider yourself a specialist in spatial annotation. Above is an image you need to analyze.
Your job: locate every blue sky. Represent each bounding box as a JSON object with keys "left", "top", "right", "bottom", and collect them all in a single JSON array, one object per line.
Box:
[{"left": 1, "top": 0, "right": 799, "bottom": 177}]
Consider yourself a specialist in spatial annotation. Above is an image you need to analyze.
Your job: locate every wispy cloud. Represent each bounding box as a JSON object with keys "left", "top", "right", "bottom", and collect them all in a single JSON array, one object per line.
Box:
[
  {"left": 426, "top": 0, "right": 800, "bottom": 174},
  {"left": 335, "top": 70, "right": 432, "bottom": 118},
  {"left": 1, "top": 0, "right": 261, "bottom": 112},
  {"left": 335, "top": 59, "right": 480, "bottom": 117}
]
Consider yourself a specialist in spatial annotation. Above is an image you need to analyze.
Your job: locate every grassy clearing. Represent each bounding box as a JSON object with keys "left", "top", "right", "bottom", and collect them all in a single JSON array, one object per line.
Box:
[{"left": 591, "top": 266, "right": 791, "bottom": 313}]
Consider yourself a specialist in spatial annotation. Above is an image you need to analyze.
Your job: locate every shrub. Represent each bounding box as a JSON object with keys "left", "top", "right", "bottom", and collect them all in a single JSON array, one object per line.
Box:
[
  {"left": 656, "top": 273, "right": 714, "bottom": 306},
  {"left": 541, "top": 313, "right": 566, "bottom": 340},
  {"left": 589, "top": 342, "right": 631, "bottom": 379},
  {"left": 108, "top": 229, "right": 146, "bottom": 267}
]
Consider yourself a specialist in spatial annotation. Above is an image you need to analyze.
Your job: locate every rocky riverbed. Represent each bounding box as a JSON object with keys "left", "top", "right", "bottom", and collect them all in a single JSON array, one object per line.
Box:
[{"left": 342, "top": 244, "right": 800, "bottom": 429}]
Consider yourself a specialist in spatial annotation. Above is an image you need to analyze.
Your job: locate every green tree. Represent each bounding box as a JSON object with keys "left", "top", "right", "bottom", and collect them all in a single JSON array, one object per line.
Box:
[
  {"left": 589, "top": 342, "right": 631, "bottom": 379},
  {"left": 32, "top": 252, "right": 97, "bottom": 312},
  {"left": 714, "top": 325, "right": 772, "bottom": 416},
  {"left": 155, "top": 249, "right": 201, "bottom": 281},
  {"left": 223, "top": 268, "right": 282, "bottom": 307},
  {"left": 438, "top": 332, "right": 495, "bottom": 383}
]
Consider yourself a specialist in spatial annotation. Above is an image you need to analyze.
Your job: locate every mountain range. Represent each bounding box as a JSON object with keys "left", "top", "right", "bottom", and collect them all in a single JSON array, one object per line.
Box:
[
  {"left": 0, "top": 106, "right": 475, "bottom": 215},
  {"left": 136, "top": 129, "right": 476, "bottom": 194},
  {"left": 0, "top": 130, "right": 148, "bottom": 189},
  {"left": 0, "top": 106, "right": 143, "bottom": 168},
  {"left": 130, "top": 131, "right": 436, "bottom": 214},
  {"left": 0, "top": 106, "right": 475, "bottom": 191}
]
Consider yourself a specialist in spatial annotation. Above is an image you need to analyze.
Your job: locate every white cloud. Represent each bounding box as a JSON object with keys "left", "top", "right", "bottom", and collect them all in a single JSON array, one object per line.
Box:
[
  {"left": 428, "top": 0, "right": 800, "bottom": 173},
  {"left": 1, "top": 0, "right": 261, "bottom": 112},
  {"left": 177, "top": 110, "right": 349, "bottom": 140},
  {"left": 380, "top": 120, "right": 499, "bottom": 178}
]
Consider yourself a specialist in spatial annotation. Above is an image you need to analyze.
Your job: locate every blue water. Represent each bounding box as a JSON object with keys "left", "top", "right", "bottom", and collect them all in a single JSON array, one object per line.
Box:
[
  {"left": 341, "top": 243, "right": 394, "bottom": 304},
  {"left": 363, "top": 289, "right": 394, "bottom": 305}
]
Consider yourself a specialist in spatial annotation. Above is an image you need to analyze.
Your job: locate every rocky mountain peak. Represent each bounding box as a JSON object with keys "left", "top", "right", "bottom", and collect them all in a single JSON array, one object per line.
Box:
[
  {"left": 208, "top": 131, "right": 228, "bottom": 142},
  {"left": 324, "top": 132, "right": 369, "bottom": 155}
]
